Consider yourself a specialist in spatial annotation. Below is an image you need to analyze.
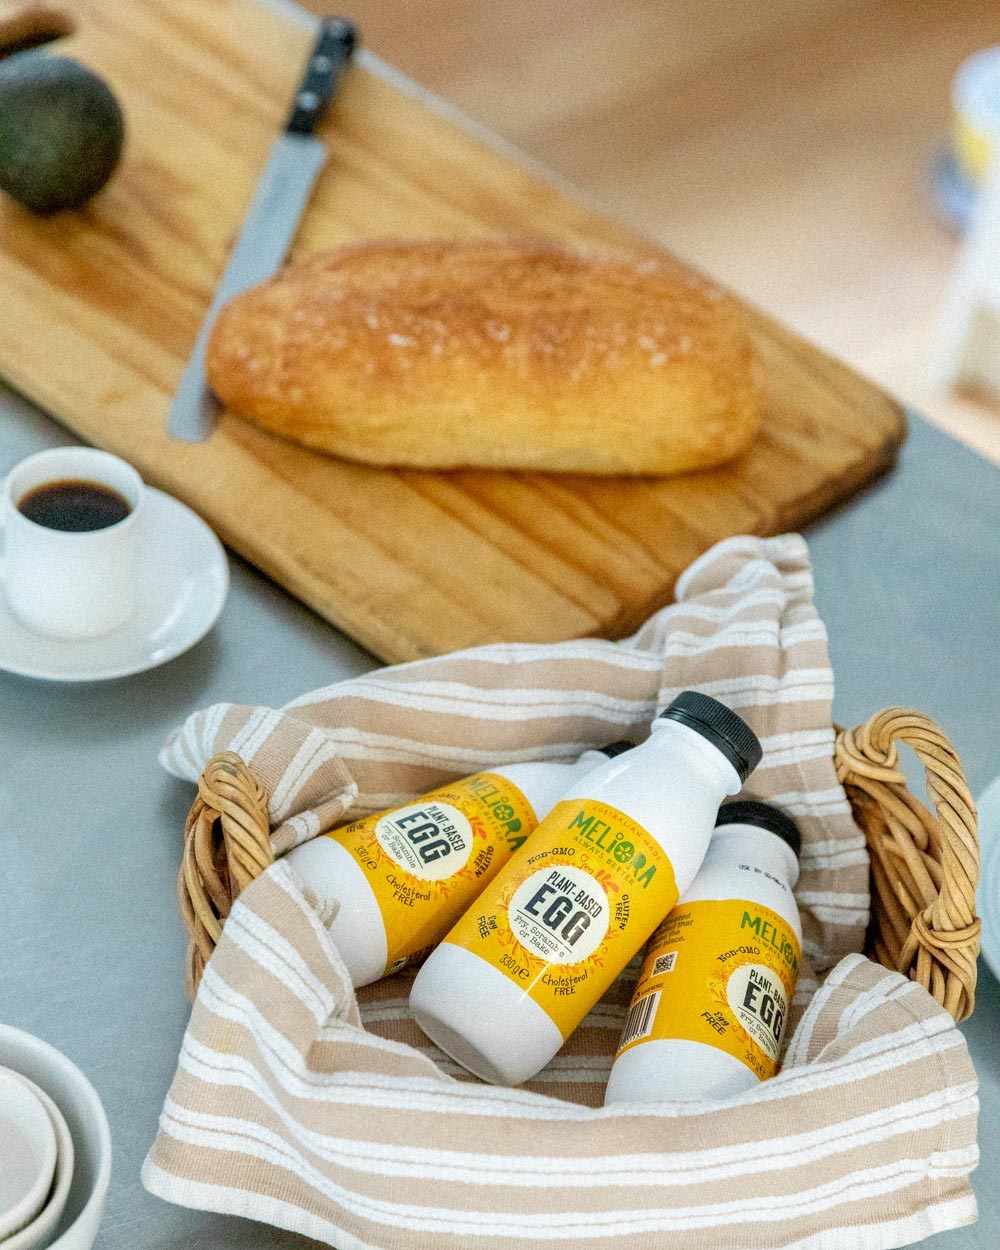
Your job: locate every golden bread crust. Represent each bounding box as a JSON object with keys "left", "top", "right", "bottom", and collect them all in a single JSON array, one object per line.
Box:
[{"left": 206, "top": 239, "right": 760, "bottom": 474}]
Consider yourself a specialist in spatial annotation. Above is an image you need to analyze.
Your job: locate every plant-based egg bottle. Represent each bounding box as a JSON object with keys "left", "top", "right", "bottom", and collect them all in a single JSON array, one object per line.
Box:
[
  {"left": 286, "top": 741, "right": 634, "bottom": 987},
  {"left": 604, "top": 800, "right": 802, "bottom": 1105},
  {"left": 409, "top": 693, "right": 762, "bottom": 1085}
]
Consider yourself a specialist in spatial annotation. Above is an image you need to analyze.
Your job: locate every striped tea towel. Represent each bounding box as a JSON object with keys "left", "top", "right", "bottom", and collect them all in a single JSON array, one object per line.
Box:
[{"left": 144, "top": 534, "right": 978, "bottom": 1249}]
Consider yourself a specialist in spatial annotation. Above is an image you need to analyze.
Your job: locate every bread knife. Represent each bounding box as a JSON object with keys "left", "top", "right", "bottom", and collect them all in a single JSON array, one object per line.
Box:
[{"left": 167, "top": 17, "right": 357, "bottom": 442}]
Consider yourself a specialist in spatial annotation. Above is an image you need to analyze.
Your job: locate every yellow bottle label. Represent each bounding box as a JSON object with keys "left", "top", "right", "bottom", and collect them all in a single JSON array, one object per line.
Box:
[
  {"left": 617, "top": 898, "right": 801, "bottom": 1081},
  {"left": 324, "top": 772, "right": 538, "bottom": 977},
  {"left": 443, "top": 797, "right": 679, "bottom": 1040}
]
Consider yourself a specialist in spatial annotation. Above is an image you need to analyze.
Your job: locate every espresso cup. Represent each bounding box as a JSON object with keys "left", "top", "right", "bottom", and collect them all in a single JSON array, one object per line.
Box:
[{"left": 1, "top": 447, "right": 144, "bottom": 640}]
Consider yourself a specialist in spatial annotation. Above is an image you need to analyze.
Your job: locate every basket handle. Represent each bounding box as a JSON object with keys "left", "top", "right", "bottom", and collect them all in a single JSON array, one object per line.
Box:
[
  {"left": 177, "top": 752, "right": 272, "bottom": 998},
  {"left": 834, "top": 708, "right": 980, "bottom": 1023}
]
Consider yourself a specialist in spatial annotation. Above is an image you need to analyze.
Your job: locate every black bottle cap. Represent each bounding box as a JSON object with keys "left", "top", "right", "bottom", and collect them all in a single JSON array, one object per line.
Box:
[
  {"left": 716, "top": 799, "right": 801, "bottom": 859},
  {"left": 658, "top": 691, "right": 762, "bottom": 783},
  {"left": 599, "top": 739, "right": 635, "bottom": 759}
]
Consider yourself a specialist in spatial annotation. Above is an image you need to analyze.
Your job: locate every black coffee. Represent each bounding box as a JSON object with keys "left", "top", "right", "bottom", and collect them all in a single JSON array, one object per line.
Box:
[{"left": 18, "top": 478, "right": 132, "bottom": 532}]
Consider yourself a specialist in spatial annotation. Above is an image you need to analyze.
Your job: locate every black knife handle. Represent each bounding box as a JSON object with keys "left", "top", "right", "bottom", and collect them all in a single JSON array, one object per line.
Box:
[{"left": 285, "top": 17, "right": 357, "bottom": 136}]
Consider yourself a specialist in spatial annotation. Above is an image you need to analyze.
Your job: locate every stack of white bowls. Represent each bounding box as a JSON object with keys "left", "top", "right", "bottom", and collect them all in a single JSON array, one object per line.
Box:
[{"left": 0, "top": 1027, "right": 110, "bottom": 1250}]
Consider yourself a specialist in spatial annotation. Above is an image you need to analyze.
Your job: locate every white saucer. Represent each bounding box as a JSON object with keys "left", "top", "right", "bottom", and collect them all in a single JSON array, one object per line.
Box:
[
  {"left": 0, "top": 488, "right": 229, "bottom": 682},
  {"left": 4, "top": 1074, "right": 74, "bottom": 1250},
  {"left": 977, "top": 774, "right": 1000, "bottom": 981},
  {"left": 0, "top": 1025, "right": 112, "bottom": 1250},
  {"left": 0, "top": 1068, "right": 57, "bottom": 1240}
]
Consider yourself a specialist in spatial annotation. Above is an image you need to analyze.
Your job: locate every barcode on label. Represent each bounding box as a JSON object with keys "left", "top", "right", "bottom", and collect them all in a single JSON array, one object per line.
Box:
[
  {"left": 653, "top": 950, "right": 678, "bottom": 976},
  {"left": 619, "top": 990, "right": 661, "bottom": 1050}
]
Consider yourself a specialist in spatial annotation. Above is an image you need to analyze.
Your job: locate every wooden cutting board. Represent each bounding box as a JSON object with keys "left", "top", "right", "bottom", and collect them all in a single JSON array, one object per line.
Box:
[{"left": 0, "top": 0, "right": 905, "bottom": 663}]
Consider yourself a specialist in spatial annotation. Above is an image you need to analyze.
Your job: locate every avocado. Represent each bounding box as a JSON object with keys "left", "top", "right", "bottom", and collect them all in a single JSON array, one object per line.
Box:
[{"left": 0, "top": 53, "right": 124, "bottom": 214}]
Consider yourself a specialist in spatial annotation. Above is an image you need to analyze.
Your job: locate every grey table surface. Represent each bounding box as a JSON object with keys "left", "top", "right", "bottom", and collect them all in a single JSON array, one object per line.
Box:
[{"left": 2, "top": 388, "right": 1000, "bottom": 1250}]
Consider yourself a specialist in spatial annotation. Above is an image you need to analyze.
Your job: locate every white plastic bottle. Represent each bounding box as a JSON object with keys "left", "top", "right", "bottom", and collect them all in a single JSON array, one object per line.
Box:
[
  {"left": 285, "top": 740, "right": 634, "bottom": 987},
  {"left": 604, "top": 800, "right": 802, "bottom": 1105},
  {"left": 409, "top": 692, "right": 762, "bottom": 1085}
]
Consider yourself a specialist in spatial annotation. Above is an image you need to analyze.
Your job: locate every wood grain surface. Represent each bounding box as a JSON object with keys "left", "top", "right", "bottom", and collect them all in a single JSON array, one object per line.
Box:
[
  {"left": 304, "top": 0, "right": 1000, "bottom": 466},
  {"left": 0, "top": 0, "right": 905, "bottom": 663}
]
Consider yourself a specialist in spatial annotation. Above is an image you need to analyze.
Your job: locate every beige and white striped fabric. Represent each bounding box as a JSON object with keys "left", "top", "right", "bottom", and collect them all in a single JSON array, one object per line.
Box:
[{"left": 144, "top": 534, "right": 979, "bottom": 1248}]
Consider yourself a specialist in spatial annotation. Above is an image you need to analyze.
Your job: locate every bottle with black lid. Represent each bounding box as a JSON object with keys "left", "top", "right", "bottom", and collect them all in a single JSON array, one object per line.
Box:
[
  {"left": 605, "top": 798, "right": 802, "bottom": 1105},
  {"left": 410, "top": 693, "right": 762, "bottom": 1085}
]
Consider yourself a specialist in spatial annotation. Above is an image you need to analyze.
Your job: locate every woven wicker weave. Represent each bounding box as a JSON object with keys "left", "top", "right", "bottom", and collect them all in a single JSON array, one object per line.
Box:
[
  {"left": 178, "top": 752, "right": 272, "bottom": 998},
  {"left": 834, "top": 708, "right": 980, "bottom": 1022},
  {"left": 179, "top": 709, "right": 981, "bottom": 1022}
]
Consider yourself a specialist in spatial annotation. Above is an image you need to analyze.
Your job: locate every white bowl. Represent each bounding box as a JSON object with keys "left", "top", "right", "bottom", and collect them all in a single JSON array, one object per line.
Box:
[
  {"left": 4, "top": 1075, "right": 75, "bottom": 1250},
  {"left": 0, "top": 1070, "right": 57, "bottom": 1240},
  {"left": 0, "top": 1028, "right": 111, "bottom": 1250}
]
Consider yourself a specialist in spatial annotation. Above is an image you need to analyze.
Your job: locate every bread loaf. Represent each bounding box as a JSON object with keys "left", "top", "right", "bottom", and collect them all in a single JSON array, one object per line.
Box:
[{"left": 206, "top": 240, "right": 761, "bottom": 475}]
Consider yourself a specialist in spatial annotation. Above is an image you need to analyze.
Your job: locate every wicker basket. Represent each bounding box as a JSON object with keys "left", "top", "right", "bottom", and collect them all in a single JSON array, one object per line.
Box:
[{"left": 178, "top": 707, "right": 981, "bottom": 1023}]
